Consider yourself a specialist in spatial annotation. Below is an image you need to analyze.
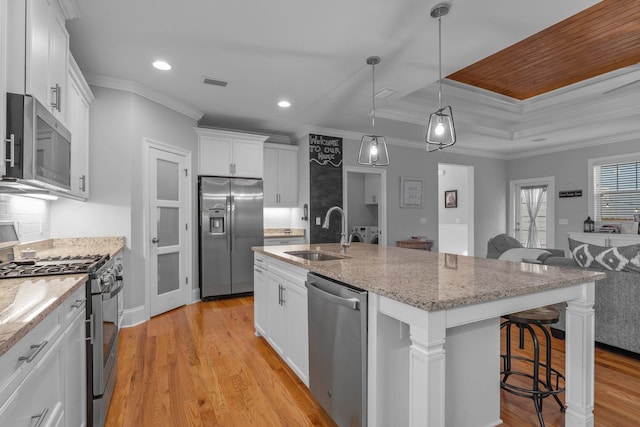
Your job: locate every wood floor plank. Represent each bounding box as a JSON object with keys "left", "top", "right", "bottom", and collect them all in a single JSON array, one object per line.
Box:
[{"left": 106, "top": 297, "right": 640, "bottom": 426}]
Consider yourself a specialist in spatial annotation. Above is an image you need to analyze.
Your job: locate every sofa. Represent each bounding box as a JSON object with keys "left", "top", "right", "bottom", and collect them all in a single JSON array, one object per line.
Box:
[{"left": 487, "top": 234, "right": 640, "bottom": 355}]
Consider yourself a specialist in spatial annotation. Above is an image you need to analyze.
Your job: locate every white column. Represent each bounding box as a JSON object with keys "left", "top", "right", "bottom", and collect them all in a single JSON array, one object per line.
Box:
[
  {"left": 564, "top": 281, "right": 596, "bottom": 427},
  {"left": 409, "top": 310, "right": 447, "bottom": 427}
]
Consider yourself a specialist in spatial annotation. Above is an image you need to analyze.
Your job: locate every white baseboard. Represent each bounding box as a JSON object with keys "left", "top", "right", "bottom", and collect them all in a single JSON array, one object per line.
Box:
[
  {"left": 121, "top": 305, "right": 146, "bottom": 328},
  {"left": 190, "top": 287, "right": 200, "bottom": 304}
]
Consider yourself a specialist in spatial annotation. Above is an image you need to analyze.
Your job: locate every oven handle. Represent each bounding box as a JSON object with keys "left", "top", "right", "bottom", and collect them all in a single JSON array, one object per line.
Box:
[{"left": 102, "top": 281, "right": 123, "bottom": 300}]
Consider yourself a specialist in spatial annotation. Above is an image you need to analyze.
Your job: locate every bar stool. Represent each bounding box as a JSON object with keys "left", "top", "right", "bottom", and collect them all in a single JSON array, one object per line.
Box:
[{"left": 500, "top": 306, "right": 565, "bottom": 427}]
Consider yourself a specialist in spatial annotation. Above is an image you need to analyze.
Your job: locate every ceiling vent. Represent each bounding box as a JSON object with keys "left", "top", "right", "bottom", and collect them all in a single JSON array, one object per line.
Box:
[{"left": 202, "top": 77, "right": 229, "bottom": 87}]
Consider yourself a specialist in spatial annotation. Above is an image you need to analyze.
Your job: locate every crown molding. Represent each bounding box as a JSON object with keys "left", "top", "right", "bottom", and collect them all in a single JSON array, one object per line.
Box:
[
  {"left": 85, "top": 73, "right": 204, "bottom": 121},
  {"left": 505, "top": 130, "right": 640, "bottom": 160}
]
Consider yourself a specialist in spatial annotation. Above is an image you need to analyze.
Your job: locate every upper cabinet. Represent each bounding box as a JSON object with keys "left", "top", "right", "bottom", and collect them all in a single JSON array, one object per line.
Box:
[
  {"left": 7, "top": 0, "right": 70, "bottom": 122},
  {"left": 66, "top": 54, "right": 93, "bottom": 199},
  {"left": 0, "top": 0, "right": 8, "bottom": 177},
  {"left": 364, "top": 174, "right": 380, "bottom": 205},
  {"left": 264, "top": 143, "right": 298, "bottom": 207},
  {"left": 196, "top": 128, "right": 267, "bottom": 178}
]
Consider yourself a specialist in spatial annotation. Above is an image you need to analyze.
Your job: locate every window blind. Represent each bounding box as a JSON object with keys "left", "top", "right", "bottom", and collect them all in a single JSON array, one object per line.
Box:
[{"left": 593, "top": 161, "right": 640, "bottom": 221}]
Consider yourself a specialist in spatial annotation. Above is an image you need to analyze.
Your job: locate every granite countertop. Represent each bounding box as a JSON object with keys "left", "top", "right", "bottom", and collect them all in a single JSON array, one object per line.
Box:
[
  {"left": 0, "top": 274, "right": 87, "bottom": 357},
  {"left": 13, "top": 236, "right": 125, "bottom": 260},
  {"left": 253, "top": 243, "right": 606, "bottom": 312},
  {"left": 264, "top": 228, "right": 305, "bottom": 239}
]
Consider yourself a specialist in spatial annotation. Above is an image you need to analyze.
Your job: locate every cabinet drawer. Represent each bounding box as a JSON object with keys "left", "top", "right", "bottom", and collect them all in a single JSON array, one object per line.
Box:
[
  {"left": 62, "top": 284, "right": 87, "bottom": 325},
  {"left": 0, "top": 333, "right": 65, "bottom": 426},
  {"left": 0, "top": 305, "right": 62, "bottom": 412},
  {"left": 263, "top": 237, "right": 305, "bottom": 246}
]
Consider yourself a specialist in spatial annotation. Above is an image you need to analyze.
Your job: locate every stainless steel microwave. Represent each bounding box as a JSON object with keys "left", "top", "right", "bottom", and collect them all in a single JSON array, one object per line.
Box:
[{"left": 4, "top": 93, "right": 72, "bottom": 191}]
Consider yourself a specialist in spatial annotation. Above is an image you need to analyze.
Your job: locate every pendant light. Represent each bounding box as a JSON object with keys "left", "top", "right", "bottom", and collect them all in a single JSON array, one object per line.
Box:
[
  {"left": 358, "top": 56, "right": 390, "bottom": 166},
  {"left": 426, "top": 2, "right": 456, "bottom": 152}
]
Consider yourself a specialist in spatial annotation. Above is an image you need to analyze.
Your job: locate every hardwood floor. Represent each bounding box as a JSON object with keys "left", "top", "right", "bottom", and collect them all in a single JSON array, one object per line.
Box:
[{"left": 106, "top": 297, "right": 640, "bottom": 426}]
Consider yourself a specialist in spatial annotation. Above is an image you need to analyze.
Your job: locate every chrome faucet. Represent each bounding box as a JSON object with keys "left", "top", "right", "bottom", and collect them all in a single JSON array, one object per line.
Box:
[{"left": 322, "top": 206, "right": 350, "bottom": 254}]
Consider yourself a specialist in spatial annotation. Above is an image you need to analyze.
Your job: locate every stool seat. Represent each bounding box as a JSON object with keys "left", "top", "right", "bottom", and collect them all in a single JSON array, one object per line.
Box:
[
  {"left": 501, "top": 305, "right": 565, "bottom": 427},
  {"left": 503, "top": 306, "right": 559, "bottom": 324}
]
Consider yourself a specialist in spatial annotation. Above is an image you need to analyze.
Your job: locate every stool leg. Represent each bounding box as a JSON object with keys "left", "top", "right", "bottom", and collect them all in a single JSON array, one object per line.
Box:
[
  {"left": 537, "top": 324, "right": 565, "bottom": 412},
  {"left": 502, "top": 322, "right": 513, "bottom": 382},
  {"left": 524, "top": 323, "right": 545, "bottom": 427}
]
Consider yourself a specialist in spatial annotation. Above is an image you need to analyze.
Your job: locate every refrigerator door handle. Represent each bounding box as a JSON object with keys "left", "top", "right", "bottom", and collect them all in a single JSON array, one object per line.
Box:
[
  {"left": 229, "top": 195, "right": 236, "bottom": 252},
  {"left": 225, "top": 195, "right": 232, "bottom": 252}
]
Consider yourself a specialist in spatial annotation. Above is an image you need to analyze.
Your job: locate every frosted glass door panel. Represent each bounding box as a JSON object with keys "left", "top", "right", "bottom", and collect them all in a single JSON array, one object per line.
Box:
[
  {"left": 157, "top": 207, "right": 179, "bottom": 247},
  {"left": 157, "top": 159, "right": 179, "bottom": 201},
  {"left": 158, "top": 253, "right": 179, "bottom": 295}
]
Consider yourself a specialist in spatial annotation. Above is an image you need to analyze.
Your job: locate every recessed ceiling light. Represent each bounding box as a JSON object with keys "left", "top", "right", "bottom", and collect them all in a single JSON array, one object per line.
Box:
[
  {"left": 153, "top": 60, "right": 171, "bottom": 71},
  {"left": 278, "top": 100, "right": 291, "bottom": 108}
]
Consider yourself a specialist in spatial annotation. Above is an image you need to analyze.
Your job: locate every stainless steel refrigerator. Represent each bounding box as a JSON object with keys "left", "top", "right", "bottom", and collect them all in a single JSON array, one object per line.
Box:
[{"left": 198, "top": 176, "right": 263, "bottom": 299}]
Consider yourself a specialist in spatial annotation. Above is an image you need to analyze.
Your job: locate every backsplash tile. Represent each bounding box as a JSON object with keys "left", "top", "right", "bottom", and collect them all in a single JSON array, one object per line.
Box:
[{"left": 0, "top": 195, "right": 50, "bottom": 244}]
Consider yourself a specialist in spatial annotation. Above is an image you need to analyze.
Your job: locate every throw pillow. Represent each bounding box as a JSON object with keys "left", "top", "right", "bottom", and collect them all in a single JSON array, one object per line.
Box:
[{"left": 568, "top": 238, "right": 640, "bottom": 273}]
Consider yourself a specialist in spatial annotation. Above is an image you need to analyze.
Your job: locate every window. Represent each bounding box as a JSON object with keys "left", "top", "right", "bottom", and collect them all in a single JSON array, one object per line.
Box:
[{"left": 590, "top": 154, "right": 640, "bottom": 221}]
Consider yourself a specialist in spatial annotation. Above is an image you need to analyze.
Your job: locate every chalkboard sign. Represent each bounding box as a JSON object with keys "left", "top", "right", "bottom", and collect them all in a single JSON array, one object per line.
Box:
[
  {"left": 309, "top": 134, "right": 343, "bottom": 244},
  {"left": 309, "top": 134, "right": 343, "bottom": 167}
]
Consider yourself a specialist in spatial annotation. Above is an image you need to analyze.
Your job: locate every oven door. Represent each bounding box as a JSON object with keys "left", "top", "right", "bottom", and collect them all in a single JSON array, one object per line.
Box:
[{"left": 92, "top": 279, "right": 122, "bottom": 396}]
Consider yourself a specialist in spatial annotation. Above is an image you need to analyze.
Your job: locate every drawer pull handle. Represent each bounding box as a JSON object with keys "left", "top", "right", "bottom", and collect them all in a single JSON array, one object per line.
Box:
[
  {"left": 71, "top": 298, "right": 86, "bottom": 309},
  {"left": 18, "top": 340, "right": 48, "bottom": 363},
  {"left": 85, "top": 314, "right": 94, "bottom": 344},
  {"left": 32, "top": 407, "right": 49, "bottom": 427}
]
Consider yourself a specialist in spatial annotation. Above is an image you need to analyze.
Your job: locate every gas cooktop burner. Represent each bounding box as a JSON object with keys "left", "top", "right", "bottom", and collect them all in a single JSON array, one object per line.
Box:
[{"left": 0, "top": 254, "right": 110, "bottom": 279}]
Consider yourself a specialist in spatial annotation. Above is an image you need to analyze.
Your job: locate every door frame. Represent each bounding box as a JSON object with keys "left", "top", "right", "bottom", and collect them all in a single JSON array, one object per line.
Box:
[
  {"left": 343, "top": 166, "right": 387, "bottom": 246},
  {"left": 143, "top": 138, "right": 193, "bottom": 320},
  {"left": 509, "top": 176, "right": 555, "bottom": 249}
]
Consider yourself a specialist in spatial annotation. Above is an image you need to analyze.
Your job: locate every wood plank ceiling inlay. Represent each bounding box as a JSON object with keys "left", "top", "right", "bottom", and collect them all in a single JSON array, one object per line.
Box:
[{"left": 447, "top": 0, "right": 640, "bottom": 100}]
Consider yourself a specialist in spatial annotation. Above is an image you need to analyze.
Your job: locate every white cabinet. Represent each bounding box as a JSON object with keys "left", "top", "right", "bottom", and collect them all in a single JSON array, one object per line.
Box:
[
  {"left": 364, "top": 174, "right": 380, "bottom": 205},
  {"left": 568, "top": 232, "right": 640, "bottom": 247},
  {"left": 264, "top": 144, "right": 298, "bottom": 207},
  {"left": 66, "top": 54, "right": 93, "bottom": 199},
  {"left": 263, "top": 237, "right": 305, "bottom": 246},
  {"left": 253, "top": 254, "right": 268, "bottom": 337},
  {"left": 63, "top": 286, "right": 87, "bottom": 427},
  {"left": 7, "top": 0, "right": 69, "bottom": 121},
  {"left": 195, "top": 128, "right": 267, "bottom": 178},
  {"left": 253, "top": 254, "right": 309, "bottom": 385},
  {"left": 0, "top": 0, "right": 7, "bottom": 177},
  {"left": 0, "top": 284, "right": 87, "bottom": 427}
]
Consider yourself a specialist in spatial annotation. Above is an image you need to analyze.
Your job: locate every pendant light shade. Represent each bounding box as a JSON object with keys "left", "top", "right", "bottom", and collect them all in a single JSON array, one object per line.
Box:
[
  {"left": 358, "top": 56, "right": 390, "bottom": 166},
  {"left": 426, "top": 2, "right": 456, "bottom": 152}
]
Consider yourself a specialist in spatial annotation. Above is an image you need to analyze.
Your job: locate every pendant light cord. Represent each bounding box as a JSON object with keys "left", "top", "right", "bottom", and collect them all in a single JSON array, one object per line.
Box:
[
  {"left": 372, "top": 62, "right": 376, "bottom": 134},
  {"left": 438, "top": 14, "right": 442, "bottom": 109}
]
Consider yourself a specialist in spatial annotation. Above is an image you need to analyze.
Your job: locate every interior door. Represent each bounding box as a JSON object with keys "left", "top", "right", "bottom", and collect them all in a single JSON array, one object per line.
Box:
[{"left": 149, "top": 146, "right": 189, "bottom": 317}]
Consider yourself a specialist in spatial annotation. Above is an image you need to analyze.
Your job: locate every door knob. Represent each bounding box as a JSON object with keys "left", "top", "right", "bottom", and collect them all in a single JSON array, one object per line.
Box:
[{"left": 151, "top": 237, "right": 159, "bottom": 244}]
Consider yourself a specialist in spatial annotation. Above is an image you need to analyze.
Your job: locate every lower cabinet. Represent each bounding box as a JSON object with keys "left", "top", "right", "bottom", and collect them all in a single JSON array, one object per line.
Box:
[
  {"left": 253, "top": 253, "right": 309, "bottom": 385},
  {"left": 0, "top": 285, "right": 87, "bottom": 426}
]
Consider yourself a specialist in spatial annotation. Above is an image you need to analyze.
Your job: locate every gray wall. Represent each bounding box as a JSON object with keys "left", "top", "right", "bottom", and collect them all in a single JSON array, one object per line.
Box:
[
  {"left": 298, "top": 134, "right": 508, "bottom": 256},
  {"left": 507, "top": 138, "right": 640, "bottom": 256},
  {"left": 51, "top": 86, "right": 198, "bottom": 314}
]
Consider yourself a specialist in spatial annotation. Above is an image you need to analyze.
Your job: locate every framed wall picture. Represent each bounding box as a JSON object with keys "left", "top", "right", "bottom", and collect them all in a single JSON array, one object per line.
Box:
[
  {"left": 444, "top": 190, "right": 458, "bottom": 208},
  {"left": 400, "top": 177, "right": 423, "bottom": 208}
]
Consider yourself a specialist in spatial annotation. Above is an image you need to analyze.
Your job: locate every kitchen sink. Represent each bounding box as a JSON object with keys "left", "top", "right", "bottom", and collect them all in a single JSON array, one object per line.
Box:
[{"left": 284, "top": 250, "right": 347, "bottom": 261}]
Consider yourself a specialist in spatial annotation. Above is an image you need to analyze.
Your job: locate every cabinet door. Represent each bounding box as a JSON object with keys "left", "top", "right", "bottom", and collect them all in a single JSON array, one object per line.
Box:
[
  {"left": 263, "top": 147, "right": 279, "bottom": 207},
  {"left": 254, "top": 265, "right": 268, "bottom": 337},
  {"left": 233, "top": 139, "right": 263, "bottom": 178},
  {"left": 48, "top": 7, "right": 68, "bottom": 121},
  {"left": 0, "top": 335, "right": 65, "bottom": 427},
  {"left": 26, "top": 0, "right": 51, "bottom": 107},
  {"left": 277, "top": 148, "right": 298, "bottom": 206},
  {"left": 286, "top": 282, "right": 309, "bottom": 385},
  {"left": 64, "top": 310, "right": 87, "bottom": 427},
  {"left": 267, "top": 275, "right": 287, "bottom": 357},
  {"left": 364, "top": 174, "right": 380, "bottom": 205},
  {"left": 199, "top": 136, "right": 232, "bottom": 175},
  {"left": 67, "top": 69, "right": 90, "bottom": 198}
]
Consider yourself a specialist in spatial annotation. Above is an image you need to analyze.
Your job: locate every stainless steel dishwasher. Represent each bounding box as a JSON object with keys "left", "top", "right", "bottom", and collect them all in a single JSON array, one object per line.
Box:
[{"left": 306, "top": 272, "right": 368, "bottom": 427}]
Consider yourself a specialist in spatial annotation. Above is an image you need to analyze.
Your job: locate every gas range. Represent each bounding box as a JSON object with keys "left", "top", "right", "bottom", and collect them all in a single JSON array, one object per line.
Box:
[{"left": 0, "top": 254, "right": 110, "bottom": 279}]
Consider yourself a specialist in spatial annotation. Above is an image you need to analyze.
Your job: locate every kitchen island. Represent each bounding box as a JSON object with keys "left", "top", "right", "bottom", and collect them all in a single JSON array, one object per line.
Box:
[{"left": 253, "top": 243, "right": 605, "bottom": 427}]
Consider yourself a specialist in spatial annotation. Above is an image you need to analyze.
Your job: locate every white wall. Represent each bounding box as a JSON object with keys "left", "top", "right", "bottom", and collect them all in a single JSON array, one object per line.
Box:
[
  {"left": 51, "top": 86, "right": 198, "bottom": 315},
  {"left": 507, "top": 138, "right": 640, "bottom": 256}
]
